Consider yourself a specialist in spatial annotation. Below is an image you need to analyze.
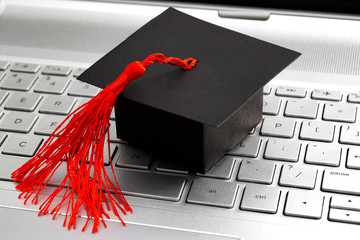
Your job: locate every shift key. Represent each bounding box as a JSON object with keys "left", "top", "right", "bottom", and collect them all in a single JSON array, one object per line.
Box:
[{"left": 322, "top": 169, "right": 360, "bottom": 195}]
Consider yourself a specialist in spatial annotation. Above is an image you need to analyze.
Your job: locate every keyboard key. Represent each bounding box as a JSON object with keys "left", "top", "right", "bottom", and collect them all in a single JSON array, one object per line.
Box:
[
  {"left": 328, "top": 208, "right": 360, "bottom": 224},
  {"left": 42, "top": 65, "right": 71, "bottom": 76},
  {"left": 0, "top": 156, "right": 29, "bottom": 181},
  {"left": 73, "top": 68, "right": 86, "bottom": 78},
  {"left": 331, "top": 195, "right": 360, "bottom": 211},
  {"left": 34, "top": 75, "right": 70, "bottom": 94},
  {"left": 348, "top": 92, "right": 360, "bottom": 103},
  {"left": 1, "top": 72, "right": 37, "bottom": 91},
  {"left": 227, "top": 135, "right": 261, "bottom": 157},
  {"left": 0, "top": 112, "right": 38, "bottom": 133},
  {"left": 109, "top": 120, "right": 120, "bottom": 143},
  {"left": 279, "top": 164, "right": 317, "bottom": 189},
  {"left": 110, "top": 108, "right": 116, "bottom": 120},
  {"left": 237, "top": 159, "right": 275, "bottom": 184},
  {"left": 47, "top": 163, "right": 187, "bottom": 200},
  {"left": 68, "top": 80, "right": 100, "bottom": 97},
  {"left": 284, "top": 99, "right": 318, "bottom": 119},
  {"left": 264, "top": 139, "right": 301, "bottom": 162},
  {"left": 34, "top": 115, "right": 67, "bottom": 135},
  {"left": 240, "top": 184, "right": 280, "bottom": 214},
  {"left": 340, "top": 124, "right": 360, "bottom": 145},
  {"left": 260, "top": 117, "right": 296, "bottom": 138},
  {"left": 263, "top": 85, "right": 271, "bottom": 95},
  {"left": 4, "top": 92, "right": 42, "bottom": 112},
  {"left": 187, "top": 178, "right": 238, "bottom": 208},
  {"left": 0, "top": 61, "right": 9, "bottom": 70},
  {"left": 311, "top": 89, "right": 342, "bottom": 101},
  {"left": 11, "top": 62, "right": 40, "bottom": 73},
  {"left": 156, "top": 158, "right": 189, "bottom": 174},
  {"left": 197, "top": 156, "right": 236, "bottom": 180},
  {"left": 263, "top": 95, "right": 281, "bottom": 115},
  {"left": 0, "top": 132, "right": 8, "bottom": 146},
  {"left": 299, "top": 120, "right": 335, "bottom": 142},
  {"left": 2, "top": 134, "right": 43, "bottom": 157},
  {"left": 322, "top": 169, "right": 360, "bottom": 195},
  {"left": 91, "top": 143, "right": 119, "bottom": 166},
  {"left": 0, "top": 90, "right": 9, "bottom": 106},
  {"left": 0, "top": 71, "right": 5, "bottom": 81},
  {"left": 106, "top": 168, "right": 186, "bottom": 201},
  {"left": 39, "top": 95, "right": 77, "bottom": 115},
  {"left": 284, "top": 190, "right": 324, "bottom": 219},
  {"left": 116, "top": 145, "right": 152, "bottom": 169},
  {"left": 305, "top": 143, "right": 341, "bottom": 167},
  {"left": 323, "top": 102, "right": 356, "bottom": 123},
  {"left": 347, "top": 147, "right": 360, "bottom": 169},
  {"left": 276, "top": 86, "right": 306, "bottom": 98}
]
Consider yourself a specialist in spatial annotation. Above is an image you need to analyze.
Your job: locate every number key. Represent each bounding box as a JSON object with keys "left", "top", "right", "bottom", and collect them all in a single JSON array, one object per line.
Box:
[
  {"left": 1, "top": 72, "right": 37, "bottom": 91},
  {"left": 34, "top": 75, "right": 70, "bottom": 94}
]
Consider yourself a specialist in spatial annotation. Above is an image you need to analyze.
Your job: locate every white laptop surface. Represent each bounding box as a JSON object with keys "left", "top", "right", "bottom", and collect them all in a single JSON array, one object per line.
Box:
[{"left": 0, "top": 0, "right": 360, "bottom": 239}]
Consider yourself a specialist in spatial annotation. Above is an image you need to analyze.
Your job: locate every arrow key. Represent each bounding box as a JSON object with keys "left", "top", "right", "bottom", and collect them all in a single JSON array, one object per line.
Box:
[
  {"left": 346, "top": 147, "right": 360, "bottom": 169},
  {"left": 330, "top": 195, "right": 360, "bottom": 211},
  {"left": 329, "top": 208, "right": 360, "bottom": 224},
  {"left": 284, "top": 190, "right": 324, "bottom": 219}
]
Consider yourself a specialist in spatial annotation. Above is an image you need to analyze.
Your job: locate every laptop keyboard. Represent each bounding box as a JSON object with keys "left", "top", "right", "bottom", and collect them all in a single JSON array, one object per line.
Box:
[{"left": 1, "top": 59, "right": 360, "bottom": 226}]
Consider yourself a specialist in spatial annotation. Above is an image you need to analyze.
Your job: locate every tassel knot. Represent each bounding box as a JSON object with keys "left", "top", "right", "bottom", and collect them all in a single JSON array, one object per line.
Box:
[{"left": 109, "top": 61, "right": 146, "bottom": 95}]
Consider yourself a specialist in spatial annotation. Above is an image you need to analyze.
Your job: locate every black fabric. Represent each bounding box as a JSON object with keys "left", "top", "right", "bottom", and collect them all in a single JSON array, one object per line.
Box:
[{"left": 78, "top": 8, "right": 300, "bottom": 127}]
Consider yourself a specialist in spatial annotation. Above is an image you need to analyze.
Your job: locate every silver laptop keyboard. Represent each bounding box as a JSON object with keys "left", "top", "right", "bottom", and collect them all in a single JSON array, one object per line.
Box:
[{"left": 1, "top": 60, "right": 360, "bottom": 225}]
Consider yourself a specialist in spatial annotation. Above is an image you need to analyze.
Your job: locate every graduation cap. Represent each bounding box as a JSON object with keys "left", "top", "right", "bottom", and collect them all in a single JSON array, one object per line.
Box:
[
  {"left": 79, "top": 7, "right": 300, "bottom": 171},
  {"left": 11, "top": 8, "right": 300, "bottom": 233}
]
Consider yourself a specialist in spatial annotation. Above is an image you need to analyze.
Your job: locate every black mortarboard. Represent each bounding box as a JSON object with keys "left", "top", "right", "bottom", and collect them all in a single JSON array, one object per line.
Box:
[{"left": 78, "top": 8, "right": 300, "bottom": 172}]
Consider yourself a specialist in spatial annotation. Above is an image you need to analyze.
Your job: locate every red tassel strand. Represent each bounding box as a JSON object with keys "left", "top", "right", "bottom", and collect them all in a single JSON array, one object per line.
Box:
[{"left": 11, "top": 53, "right": 197, "bottom": 233}]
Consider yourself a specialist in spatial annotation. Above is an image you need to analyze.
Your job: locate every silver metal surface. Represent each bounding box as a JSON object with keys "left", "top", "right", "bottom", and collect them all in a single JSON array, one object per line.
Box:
[{"left": 0, "top": 1, "right": 360, "bottom": 240}]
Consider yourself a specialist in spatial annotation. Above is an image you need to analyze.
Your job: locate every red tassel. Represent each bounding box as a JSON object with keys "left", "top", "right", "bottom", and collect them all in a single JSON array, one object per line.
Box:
[{"left": 11, "top": 53, "right": 197, "bottom": 233}]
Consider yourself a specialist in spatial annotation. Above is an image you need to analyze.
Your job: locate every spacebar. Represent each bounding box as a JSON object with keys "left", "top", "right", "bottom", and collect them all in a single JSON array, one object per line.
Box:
[{"left": 107, "top": 168, "right": 187, "bottom": 201}]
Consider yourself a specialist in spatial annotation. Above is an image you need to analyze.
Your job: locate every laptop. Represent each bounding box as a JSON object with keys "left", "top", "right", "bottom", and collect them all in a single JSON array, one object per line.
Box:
[{"left": 1, "top": 0, "right": 360, "bottom": 239}]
